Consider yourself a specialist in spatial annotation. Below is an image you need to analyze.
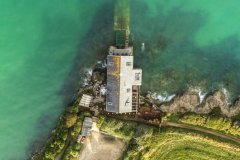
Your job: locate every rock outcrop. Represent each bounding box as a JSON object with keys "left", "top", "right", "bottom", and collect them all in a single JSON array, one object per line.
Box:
[{"left": 159, "top": 90, "right": 240, "bottom": 117}]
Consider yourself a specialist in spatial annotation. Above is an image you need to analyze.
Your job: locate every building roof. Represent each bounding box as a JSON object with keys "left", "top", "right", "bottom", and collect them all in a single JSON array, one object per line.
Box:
[
  {"left": 79, "top": 94, "right": 93, "bottom": 107},
  {"left": 81, "top": 117, "right": 93, "bottom": 136},
  {"left": 106, "top": 56, "right": 120, "bottom": 113},
  {"left": 106, "top": 49, "right": 142, "bottom": 113},
  {"left": 119, "top": 55, "right": 134, "bottom": 113},
  {"left": 109, "top": 46, "right": 133, "bottom": 56}
]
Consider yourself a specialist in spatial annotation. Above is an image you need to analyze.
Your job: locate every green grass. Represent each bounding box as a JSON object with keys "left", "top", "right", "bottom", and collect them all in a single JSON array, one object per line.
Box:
[
  {"left": 61, "top": 111, "right": 92, "bottom": 160},
  {"left": 178, "top": 113, "right": 240, "bottom": 137},
  {"left": 34, "top": 106, "right": 92, "bottom": 160},
  {"left": 124, "top": 127, "right": 240, "bottom": 160},
  {"left": 98, "top": 116, "right": 240, "bottom": 160},
  {"left": 99, "top": 116, "right": 138, "bottom": 140}
]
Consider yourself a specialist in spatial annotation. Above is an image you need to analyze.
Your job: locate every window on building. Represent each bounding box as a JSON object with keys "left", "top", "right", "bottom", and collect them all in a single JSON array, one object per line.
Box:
[
  {"left": 135, "top": 73, "right": 140, "bottom": 81},
  {"left": 108, "top": 102, "right": 113, "bottom": 105},
  {"left": 108, "top": 62, "right": 114, "bottom": 66},
  {"left": 126, "top": 62, "right": 132, "bottom": 66}
]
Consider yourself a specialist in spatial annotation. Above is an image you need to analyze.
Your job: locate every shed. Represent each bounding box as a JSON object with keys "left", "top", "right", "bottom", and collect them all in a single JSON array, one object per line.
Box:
[
  {"left": 81, "top": 117, "right": 93, "bottom": 136},
  {"left": 79, "top": 94, "right": 93, "bottom": 107}
]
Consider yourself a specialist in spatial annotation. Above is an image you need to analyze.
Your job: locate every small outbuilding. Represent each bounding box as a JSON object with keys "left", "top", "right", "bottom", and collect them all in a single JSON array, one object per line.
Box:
[
  {"left": 81, "top": 117, "right": 93, "bottom": 136},
  {"left": 77, "top": 117, "right": 93, "bottom": 144},
  {"left": 79, "top": 94, "right": 93, "bottom": 107}
]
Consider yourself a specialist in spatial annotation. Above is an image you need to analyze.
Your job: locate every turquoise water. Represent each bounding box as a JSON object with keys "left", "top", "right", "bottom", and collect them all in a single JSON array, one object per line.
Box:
[
  {"left": 0, "top": 0, "right": 240, "bottom": 159},
  {"left": 0, "top": 0, "right": 113, "bottom": 159},
  {"left": 132, "top": 0, "right": 240, "bottom": 98}
]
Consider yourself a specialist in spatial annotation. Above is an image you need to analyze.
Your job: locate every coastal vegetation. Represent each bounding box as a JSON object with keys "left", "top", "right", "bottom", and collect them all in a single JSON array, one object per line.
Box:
[
  {"left": 126, "top": 127, "right": 240, "bottom": 160},
  {"left": 27, "top": 0, "right": 240, "bottom": 160},
  {"left": 41, "top": 118, "right": 68, "bottom": 160},
  {"left": 98, "top": 115, "right": 138, "bottom": 140},
  {"left": 178, "top": 113, "right": 240, "bottom": 137},
  {"left": 98, "top": 115, "right": 240, "bottom": 160},
  {"left": 61, "top": 111, "right": 92, "bottom": 160},
  {"left": 61, "top": 142, "right": 81, "bottom": 160},
  {"left": 162, "top": 110, "right": 240, "bottom": 137},
  {"left": 33, "top": 101, "right": 92, "bottom": 160}
]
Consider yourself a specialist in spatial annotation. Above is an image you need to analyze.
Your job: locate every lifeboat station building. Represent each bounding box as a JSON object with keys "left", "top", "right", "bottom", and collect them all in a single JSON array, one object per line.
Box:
[{"left": 106, "top": 46, "right": 142, "bottom": 113}]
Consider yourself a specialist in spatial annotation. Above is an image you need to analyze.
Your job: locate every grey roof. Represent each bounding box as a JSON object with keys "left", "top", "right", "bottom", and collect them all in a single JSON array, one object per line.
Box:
[
  {"left": 106, "top": 47, "right": 142, "bottom": 113},
  {"left": 81, "top": 117, "right": 92, "bottom": 136},
  {"left": 106, "top": 56, "right": 120, "bottom": 113},
  {"left": 79, "top": 94, "right": 93, "bottom": 107}
]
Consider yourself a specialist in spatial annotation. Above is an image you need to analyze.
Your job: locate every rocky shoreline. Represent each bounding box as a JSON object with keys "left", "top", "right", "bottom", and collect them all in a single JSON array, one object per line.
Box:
[
  {"left": 31, "top": 61, "right": 240, "bottom": 159},
  {"left": 88, "top": 61, "right": 240, "bottom": 118},
  {"left": 157, "top": 90, "right": 240, "bottom": 117}
]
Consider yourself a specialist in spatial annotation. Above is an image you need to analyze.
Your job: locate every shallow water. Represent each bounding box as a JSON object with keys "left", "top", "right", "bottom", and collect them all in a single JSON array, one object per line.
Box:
[
  {"left": 131, "top": 0, "right": 240, "bottom": 98},
  {"left": 0, "top": 0, "right": 240, "bottom": 159},
  {"left": 0, "top": 0, "right": 113, "bottom": 159}
]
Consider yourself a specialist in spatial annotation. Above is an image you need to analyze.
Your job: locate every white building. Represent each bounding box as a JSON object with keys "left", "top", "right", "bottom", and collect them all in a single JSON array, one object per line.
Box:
[
  {"left": 106, "top": 46, "right": 142, "bottom": 113},
  {"left": 79, "top": 94, "right": 93, "bottom": 108}
]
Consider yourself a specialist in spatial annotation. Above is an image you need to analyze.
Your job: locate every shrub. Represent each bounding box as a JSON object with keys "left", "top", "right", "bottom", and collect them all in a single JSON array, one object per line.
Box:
[
  {"left": 97, "top": 115, "right": 105, "bottom": 128},
  {"left": 62, "top": 142, "right": 82, "bottom": 160},
  {"left": 65, "top": 113, "right": 77, "bottom": 128},
  {"left": 179, "top": 113, "right": 240, "bottom": 136}
]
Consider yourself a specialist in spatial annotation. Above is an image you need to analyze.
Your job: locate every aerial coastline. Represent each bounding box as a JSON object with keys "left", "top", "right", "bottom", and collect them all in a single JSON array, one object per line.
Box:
[
  {"left": 31, "top": 61, "right": 240, "bottom": 159},
  {"left": 31, "top": 0, "right": 240, "bottom": 160},
  {"left": 2, "top": 0, "right": 240, "bottom": 160}
]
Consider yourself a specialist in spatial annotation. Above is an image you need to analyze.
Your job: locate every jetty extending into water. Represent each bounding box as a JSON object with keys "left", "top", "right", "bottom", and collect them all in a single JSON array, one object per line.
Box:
[
  {"left": 32, "top": 0, "right": 240, "bottom": 159},
  {"left": 106, "top": 0, "right": 142, "bottom": 114}
]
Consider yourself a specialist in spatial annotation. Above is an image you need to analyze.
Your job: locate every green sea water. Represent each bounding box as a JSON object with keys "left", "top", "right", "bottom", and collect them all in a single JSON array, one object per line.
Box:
[
  {"left": 131, "top": 0, "right": 240, "bottom": 97},
  {"left": 0, "top": 0, "right": 113, "bottom": 159},
  {"left": 0, "top": 0, "right": 240, "bottom": 159}
]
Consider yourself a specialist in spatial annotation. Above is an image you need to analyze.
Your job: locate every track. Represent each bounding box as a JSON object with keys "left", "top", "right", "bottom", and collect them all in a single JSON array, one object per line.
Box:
[
  {"left": 161, "top": 122, "right": 240, "bottom": 144},
  {"left": 105, "top": 114, "right": 240, "bottom": 145}
]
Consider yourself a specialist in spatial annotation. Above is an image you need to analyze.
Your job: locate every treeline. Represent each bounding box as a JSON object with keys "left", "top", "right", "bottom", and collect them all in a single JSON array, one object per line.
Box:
[
  {"left": 98, "top": 115, "right": 138, "bottom": 140},
  {"left": 179, "top": 114, "right": 240, "bottom": 137},
  {"left": 34, "top": 103, "right": 92, "bottom": 160},
  {"left": 97, "top": 116, "right": 155, "bottom": 159},
  {"left": 61, "top": 111, "right": 92, "bottom": 160}
]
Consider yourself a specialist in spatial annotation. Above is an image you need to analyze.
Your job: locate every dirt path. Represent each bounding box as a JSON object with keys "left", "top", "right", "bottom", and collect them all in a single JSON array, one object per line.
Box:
[
  {"left": 162, "top": 122, "right": 240, "bottom": 144},
  {"left": 79, "top": 131, "right": 126, "bottom": 160},
  {"left": 104, "top": 115, "right": 240, "bottom": 145}
]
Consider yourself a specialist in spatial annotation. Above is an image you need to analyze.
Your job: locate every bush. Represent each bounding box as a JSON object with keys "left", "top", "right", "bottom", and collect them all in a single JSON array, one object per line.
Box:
[
  {"left": 65, "top": 113, "right": 77, "bottom": 128},
  {"left": 66, "top": 106, "right": 79, "bottom": 114},
  {"left": 99, "top": 116, "right": 138, "bottom": 139},
  {"left": 70, "top": 119, "right": 83, "bottom": 139},
  {"left": 38, "top": 111, "right": 91, "bottom": 160},
  {"left": 62, "top": 142, "right": 82, "bottom": 160},
  {"left": 97, "top": 115, "right": 105, "bottom": 128},
  {"left": 179, "top": 113, "right": 240, "bottom": 136}
]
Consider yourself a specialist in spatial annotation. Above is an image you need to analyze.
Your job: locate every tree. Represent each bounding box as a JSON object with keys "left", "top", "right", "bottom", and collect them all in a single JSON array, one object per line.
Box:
[{"left": 65, "top": 113, "right": 77, "bottom": 128}]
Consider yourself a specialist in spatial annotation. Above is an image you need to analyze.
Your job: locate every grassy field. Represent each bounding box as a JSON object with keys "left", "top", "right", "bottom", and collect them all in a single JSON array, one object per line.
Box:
[
  {"left": 98, "top": 116, "right": 240, "bottom": 160},
  {"left": 130, "top": 128, "right": 240, "bottom": 160},
  {"left": 163, "top": 112, "right": 240, "bottom": 137}
]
